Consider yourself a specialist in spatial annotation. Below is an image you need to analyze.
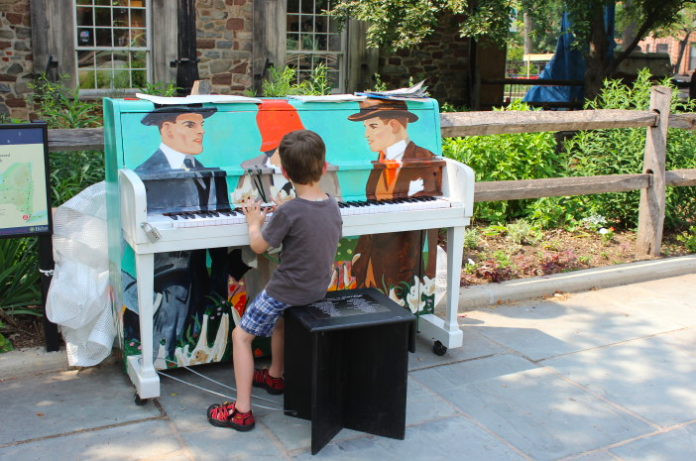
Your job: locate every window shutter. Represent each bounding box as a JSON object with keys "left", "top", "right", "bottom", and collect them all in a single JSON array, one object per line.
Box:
[
  {"left": 252, "top": 0, "right": 287, "bottom": 93},
  {"left": 346, "top": 20, "right": 378, "bottom": 93},
  {"left": 151, "top": 0, "right": 177, "bottom": 84},
  {"left": 30, "top": 0, "right": 76, "bottom": 87}
]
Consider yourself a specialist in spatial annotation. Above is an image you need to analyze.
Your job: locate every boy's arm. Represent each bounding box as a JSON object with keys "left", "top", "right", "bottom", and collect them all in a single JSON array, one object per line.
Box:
[{"left": 242, "top": 199, "right": 271, "bottom": 254}]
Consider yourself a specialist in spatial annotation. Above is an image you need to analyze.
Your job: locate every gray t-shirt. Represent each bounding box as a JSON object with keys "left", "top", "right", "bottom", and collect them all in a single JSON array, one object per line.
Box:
[{"left": 262, "top": 195, "right": 343, "bottom": 305}]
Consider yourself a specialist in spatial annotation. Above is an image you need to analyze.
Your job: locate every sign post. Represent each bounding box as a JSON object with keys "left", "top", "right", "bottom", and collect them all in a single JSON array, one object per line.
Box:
[{"left": 0, "top": 121, "right": 59, "bottom": 351}]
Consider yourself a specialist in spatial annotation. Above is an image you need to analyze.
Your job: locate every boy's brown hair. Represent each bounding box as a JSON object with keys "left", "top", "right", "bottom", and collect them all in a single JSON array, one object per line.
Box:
[{"left": 278, "top": 129, "right": 326, "bottom": 185}]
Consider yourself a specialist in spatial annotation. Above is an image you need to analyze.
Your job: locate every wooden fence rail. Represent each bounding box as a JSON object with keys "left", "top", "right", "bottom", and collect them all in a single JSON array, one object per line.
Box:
[
  {"left": 46, "top": 86, "right": 696, "bottom": 256},
  {"left": 49, "top": 112, "right": 696, "bottom": 152}
]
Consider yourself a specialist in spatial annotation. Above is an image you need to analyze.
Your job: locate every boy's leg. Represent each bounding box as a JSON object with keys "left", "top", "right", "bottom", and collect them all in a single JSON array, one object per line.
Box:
[
  {"left": 268, "top": 317, "right": 284, "bottom": 378},
  {"left": 232, "top": 326, "right": 256, "bottom": 413}
]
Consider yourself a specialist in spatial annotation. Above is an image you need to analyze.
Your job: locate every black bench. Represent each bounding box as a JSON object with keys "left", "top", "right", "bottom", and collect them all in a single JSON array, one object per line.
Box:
[{"left": 284, "top": 288, "right": 416, "bottom": 455}]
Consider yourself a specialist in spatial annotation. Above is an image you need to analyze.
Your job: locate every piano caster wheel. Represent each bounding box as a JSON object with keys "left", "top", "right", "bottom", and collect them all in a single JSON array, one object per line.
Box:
[
  {"left": 433, "top": 341, "right": 447, "bottom": 356},
  {"left": 134, "top": 393, "right": 148, "bottom": 406}
]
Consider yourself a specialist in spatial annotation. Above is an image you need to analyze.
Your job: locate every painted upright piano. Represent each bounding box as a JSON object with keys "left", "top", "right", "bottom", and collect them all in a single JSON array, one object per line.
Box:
[{"left": 103, "top": 95, "right": 475, "bottom": 402}]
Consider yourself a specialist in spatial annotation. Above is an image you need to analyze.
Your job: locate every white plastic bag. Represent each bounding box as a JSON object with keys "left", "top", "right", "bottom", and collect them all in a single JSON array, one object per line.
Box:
[{"left": 46, "top": 181, "right": 115, "bottom": 366}]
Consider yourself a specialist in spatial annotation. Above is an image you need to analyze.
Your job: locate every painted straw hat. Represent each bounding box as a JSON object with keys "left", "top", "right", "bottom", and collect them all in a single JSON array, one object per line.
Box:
[{"left": 347, "top": 98, "right": 418, "bottom": 122}]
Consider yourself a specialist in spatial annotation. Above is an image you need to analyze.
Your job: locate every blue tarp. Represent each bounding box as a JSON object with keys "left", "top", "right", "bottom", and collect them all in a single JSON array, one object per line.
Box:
[{"left": 523, "top": 6, "right": 615, "bottom": 105}]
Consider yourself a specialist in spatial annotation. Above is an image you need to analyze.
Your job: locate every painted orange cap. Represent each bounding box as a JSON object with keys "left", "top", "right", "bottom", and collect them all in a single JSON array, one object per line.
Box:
[{"left": 256, "top": 99, "right": 305, "bottom": 152}]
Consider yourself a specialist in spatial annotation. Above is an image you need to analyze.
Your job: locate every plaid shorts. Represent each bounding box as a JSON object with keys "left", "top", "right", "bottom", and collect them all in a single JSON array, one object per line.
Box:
[{"left": 239, "top": 289, "right": 291, "bottom": 337}]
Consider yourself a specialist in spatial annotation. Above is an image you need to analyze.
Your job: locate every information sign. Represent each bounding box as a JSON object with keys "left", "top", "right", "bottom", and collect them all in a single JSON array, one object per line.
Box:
[{"left": 0, "top": 122, "right": 52, "bottom": 237}]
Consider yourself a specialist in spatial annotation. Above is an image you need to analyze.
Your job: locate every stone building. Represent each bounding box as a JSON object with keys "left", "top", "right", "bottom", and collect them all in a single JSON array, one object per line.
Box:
[{"left": 0, "top": 1, "right": 504, "bottom": 120}]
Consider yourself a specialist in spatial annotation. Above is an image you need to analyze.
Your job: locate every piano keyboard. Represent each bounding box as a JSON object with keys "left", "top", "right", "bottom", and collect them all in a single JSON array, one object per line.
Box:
[{"left": 147, "top": 196, "right": 452, "bottom": 229}]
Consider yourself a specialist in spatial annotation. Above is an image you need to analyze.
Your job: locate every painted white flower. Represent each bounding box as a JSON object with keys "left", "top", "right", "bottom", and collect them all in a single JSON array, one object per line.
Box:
[
  {"left": 388, "top": 287, "right": 406, "bottom": 307},
  {"left": 405, "top": 277, "right": 427, "bottom": 314},
  {"left": 421, "top": 275, "right": 436, "bottom": 297},
  {"left": 171, "top": 313, "right": 230, "bottom": 367},
  {"left": 231, "top": 175, "right": 260, "bottom": 204}
]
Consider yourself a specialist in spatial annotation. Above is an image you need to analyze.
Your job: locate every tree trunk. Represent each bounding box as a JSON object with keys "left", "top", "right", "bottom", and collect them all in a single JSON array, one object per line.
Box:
[
  {"left": 584, "top": 6, "right": 609, "bottom": 100},
  {"left": 523, "top": 13, "right": 533, "bottom": 55},
  {"left": 674, "top": 31, "right": 692, "bottom": 74}
]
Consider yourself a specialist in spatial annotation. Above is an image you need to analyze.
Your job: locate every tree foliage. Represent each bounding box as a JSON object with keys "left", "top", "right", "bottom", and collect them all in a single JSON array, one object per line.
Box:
[
  {"left": 330, "top": 0, "right": 696, "bottom": 98},
  {"left": 330, "top": 0, "right": 515, "bottom": 50}
]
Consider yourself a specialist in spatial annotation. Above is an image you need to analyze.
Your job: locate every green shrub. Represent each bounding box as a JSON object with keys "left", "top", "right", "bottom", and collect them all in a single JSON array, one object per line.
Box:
[
  {"left": 443, "top": 100, "right": 561, "bottom": 223},
  {"left": 463, "top": 227, "right": 480, "bottom": 250},
  {"left": 0, "top": 238, "right": 41, "bottom": 314},
  {"left": 676, "top": 226, "right": 696, "bottom": 252},
  {"left": 27, "top": 73, "right": 102, "bottom": 129},
  {"left": 250, "top": 64, "right": 332, "bottom": 97},
  {"left": 50, "top": 150, "right": 105, "bottom": 207},
  {"left": 139, "top": 81, "right": 179, "bottom": 97},
  {"left": 505, "top": 219, "right": 542, "bottom": 245},
  {"left": 560, "top": 69, "right": 696, "bottom": 230}
]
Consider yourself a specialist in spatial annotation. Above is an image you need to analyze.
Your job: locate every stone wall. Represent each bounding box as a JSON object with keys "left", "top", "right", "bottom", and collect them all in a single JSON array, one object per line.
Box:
[
  {"left": 0, "top": 0, "right": 32, "bottom": 120},
  {"left": 0, "top": 0, "right": 255, "bottom": 118},
  {"left": 377, "top": 16, "right": 471, "bottom": 107},
  {"left": 196, "top": 0, "right": 254, "bottom": 94}
]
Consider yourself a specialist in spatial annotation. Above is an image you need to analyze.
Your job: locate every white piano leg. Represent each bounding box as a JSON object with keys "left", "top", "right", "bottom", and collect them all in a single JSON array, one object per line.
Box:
[
  {"left": 417, "top": 226, "right": 464, "bottom": 350},
  {"left": 126, "top": 252, "right": 160, "bottom": 400}
]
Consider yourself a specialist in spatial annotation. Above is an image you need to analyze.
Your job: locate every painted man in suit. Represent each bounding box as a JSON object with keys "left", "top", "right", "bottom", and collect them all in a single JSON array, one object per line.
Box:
[
  {"left": 347, "top": 99, "right": 442, "bottom": 293},
  {"left": 124, "top": 106, "right": 237, "bottom": 364},
  {"left": 136, "top": 106, "right": 228, "bottom": 211}
]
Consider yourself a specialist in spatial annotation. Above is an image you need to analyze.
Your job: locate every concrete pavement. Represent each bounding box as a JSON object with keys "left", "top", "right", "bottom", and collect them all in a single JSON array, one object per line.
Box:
[{"left": 1, "top": 271, "right": 695, "bottom": 460}]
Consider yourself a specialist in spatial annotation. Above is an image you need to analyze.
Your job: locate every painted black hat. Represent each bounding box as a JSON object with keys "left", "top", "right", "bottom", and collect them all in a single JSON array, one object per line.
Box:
[{"left": 140, "top": 105, "right": 218, "bottom": 126}]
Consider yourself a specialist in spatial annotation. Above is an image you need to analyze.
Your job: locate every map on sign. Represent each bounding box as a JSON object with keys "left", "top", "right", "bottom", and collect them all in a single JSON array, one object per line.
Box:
[
  {"left": 0, "top": 125, "right": 50, "bottom": 237},
  {"left": 0, "top": 163, "right": 34, "bottom": 213}
]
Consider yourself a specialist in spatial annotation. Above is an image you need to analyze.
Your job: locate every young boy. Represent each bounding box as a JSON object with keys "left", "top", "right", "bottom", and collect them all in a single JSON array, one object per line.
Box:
[{"left": 207, "top": 129, "right": 343, "bottom": 431}]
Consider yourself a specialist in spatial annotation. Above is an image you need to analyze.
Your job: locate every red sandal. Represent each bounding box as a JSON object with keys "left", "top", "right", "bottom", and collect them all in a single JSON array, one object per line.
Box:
[
  {"left": 252, "top": 368, "right": 285, "bottom": 395},
  {"left": 207, "top": 401, "right": 255, "bottom": 431}
]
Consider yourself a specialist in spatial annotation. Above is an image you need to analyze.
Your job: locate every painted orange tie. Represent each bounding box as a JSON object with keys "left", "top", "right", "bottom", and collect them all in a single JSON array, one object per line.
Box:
[{"left": 378, "top": 151, "right": 399, "bottom": 189}]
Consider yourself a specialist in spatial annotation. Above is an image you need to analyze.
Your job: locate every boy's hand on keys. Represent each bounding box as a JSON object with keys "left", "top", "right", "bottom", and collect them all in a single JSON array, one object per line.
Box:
[
  {"left": 242, "top": 198, "right": 269, "bottom": 227},
  {"left": 271, "top": 190, "right": 293, "bottom": 208}
]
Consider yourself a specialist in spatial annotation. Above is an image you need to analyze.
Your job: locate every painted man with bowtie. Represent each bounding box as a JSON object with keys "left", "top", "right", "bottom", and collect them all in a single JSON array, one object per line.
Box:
[{"left": 347, "top": 99, "right": 441, "bottom": 292}]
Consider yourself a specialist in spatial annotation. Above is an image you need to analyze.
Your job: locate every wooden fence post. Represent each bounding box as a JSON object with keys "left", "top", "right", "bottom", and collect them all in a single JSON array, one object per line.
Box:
[{"left": 636, "top": 86, "right": 671, "bottom": 257}]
